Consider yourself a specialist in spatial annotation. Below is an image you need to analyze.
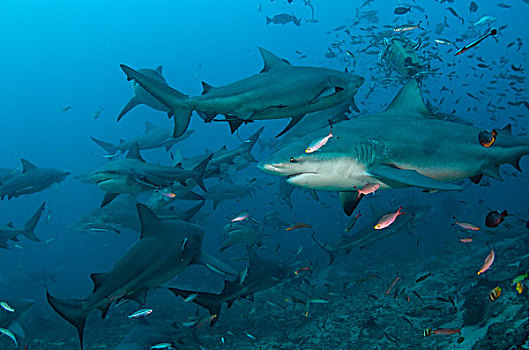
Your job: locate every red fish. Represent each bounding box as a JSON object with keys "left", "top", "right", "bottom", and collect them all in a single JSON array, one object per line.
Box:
[
  {"left": 286, "top": 223, "right": 312, "bottom": 231},
  {"left": 477, "top": 249, "right": 495, "bottom": 275},
  {"left": 375, "top": 207, "right": 404, "bottom": 230},
  {"left": 485, "top": 210, "right": 508, "bottom": 228},
  {"left": 433, "top": 328, "right": 462, "bottom": 335},
  {"left": 460, "top": 238, "right": 473, "bottom": 243},
  {"left": 453, "top": 220, "right": 480, "bottom": 231},
  {"left": 354, "top": 183, "right": 380, "bottom": 199}
]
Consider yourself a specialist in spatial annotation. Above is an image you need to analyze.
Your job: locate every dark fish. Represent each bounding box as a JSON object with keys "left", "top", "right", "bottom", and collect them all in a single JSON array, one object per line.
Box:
[
  {"left": 394, "top": 6, "right": 411, "bottom": 15},
  {"left": 415, "top": 273, "right": 433, "bottom": 283},
  {"left": 478, "top": 130, "right": 498, "bottom": 148},
  {"left": 413, "top": 290, "right": 424, "bottom": 303},
  {"left": 485, "top": 210, "right": 508, "bottom": 228},
  {"left": 469, "top": 1, "right": 478, "bottom": 12},
  {"left": 497, "top": 3, "right": 511, "bottom": 8},
  {"left": 266, "top": 14, "right": 301, "bottom": 26}
]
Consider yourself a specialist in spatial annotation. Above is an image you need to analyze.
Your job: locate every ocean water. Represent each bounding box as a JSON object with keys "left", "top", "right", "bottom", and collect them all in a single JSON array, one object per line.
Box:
[{"left": 0, "top": 0, "right": 528, "bottom": 349}]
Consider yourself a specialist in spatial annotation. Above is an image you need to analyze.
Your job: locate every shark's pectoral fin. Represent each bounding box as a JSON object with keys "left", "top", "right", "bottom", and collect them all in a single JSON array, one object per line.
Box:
[
  {"left": 351, "top": 97, "right": 360, "bottom": 113},
  {"left": 101, "top": 192, "right": 120, "bottom": 208},
  {"left": 98, "top": 303, "right": 111, "bottom": 319},
  {"left": 196, "top": 111, "right": 217, "bottom": 123},
  {"left": 339, "top": 191, "right": 363, "bottom": 216},
  {"left": 117, "top": 97, "right": 140, "bottom": 122},
  {"left": 193, "top": 251, "right": 238, "bottom": 277},
  {"left": 49, "top": 182, "right": 61, "bottom": 192},
  {"left": 124, "top": 288, "right": 148, "bottom": 305},
  {"left": 483, "top": 166, "right": 502, "bottom": 181},
  {"left": 469, "top": 174, "right": 483, "bottom": 184},
  {"left": 275, "top": 114, "right": 305, "bottom": 138},
  {"left": 228, "top": 119, "right": 244, "bottom": 134},
  {"left": 90, "top": 273, "right": 107, "bottom": 293},
  {"left": 368, "top": 164, "right": 462, "bottom": 191}
]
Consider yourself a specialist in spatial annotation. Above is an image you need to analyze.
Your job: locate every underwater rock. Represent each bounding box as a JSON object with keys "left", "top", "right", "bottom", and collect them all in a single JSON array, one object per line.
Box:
[
  {"left": 463, "top": 292, "right": 486, "bottom": 326},
  {"left": 472, "top": 320, "right": 529, "bottom": 349}
]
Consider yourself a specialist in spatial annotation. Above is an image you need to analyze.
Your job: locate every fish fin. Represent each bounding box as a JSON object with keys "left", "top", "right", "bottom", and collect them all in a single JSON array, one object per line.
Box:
[
  {"left": 309, "top": 229, "right": 337, "bottom": 265},
  {"left": 126, "top": 288, "right": 148, "bottom": 305},
  {"left": 144, "top": 121, "right": 158, "bottom": 132},
  {"left": 228, "top": 119, "right": 244, "bottom": 134},
  {"left": 191, "top": 154, "right": 213, "bottom": 192},
  {"left": 368, "top": 164, "right": 462, "bottom": 190},
  {"left": 201, "top": 81, "right": 215, "bottom": 95},
  {"left": 169, "top": 288, "right": 223, "bottom": 324},
  {"left": 155, "top": 65, "right": 163, "bottom": 74},
  {"left": 90, "top": 137, "right": 116, "bottom": 154},
  {"left": 258, "top": 47, "right": 291, "bottom": 73},
  {"left": 499, "top": 124, "right": 512, "bottom": 135},
  {"left": 126, "top": 143, "right": 145, "bottom": 162},
  {"left": 97, "top": 303, "right": 111, "bottom": 319},
  {"left": 483, "top": 166, "right": 502, "bottom": 180},
  {"left": 193, "top": 251, "right": 238, "bottom": 277},
  {"left": 22, "top": 202, "right": 45, "bottom": 242},
  {"left": 510, "top": 156, "right": 523, "bottom": 172},
  {"left": 90, "top": 273, "right": 106, "bottom": 293},
  {"left": 50, "top": 182, "right": 60, "bottom": 192},
  {"left": 351, "top": 97, "right": 360, "bottom": 113},
  {"left": 275, "top": 114, "right": 305, "bottom": 137},
  {"left": 384, "top": 79, "right": 432, "bottom": 116},
  {"left": 136, "top": 204, "right": 164, "bottom": 239},
  {"left": 20, "top": 159, "right": 37, "bottom": 173},
  {"left": 46, "top": 290, "right": 89, "bottom": 350},
  {"left": 7, "top": 320, "right": 25, "bottom": 338},
  {"left": 181, "top": 200, "right": 205, "bottom": 221},
  {"left": 339, "top": 191, "right": 363, "bottom": 216},
  {"left": 196, "top": 111, "right": 217, "bottom": 123},
  {"left": 6, "top": 222, "right": 14, "bottom": 228},
  {"left": 101, "top": 192, "right": 119, "bottom": 208},
  {"left": 469, "top": 174, "right": 483, "bottom": 184},
  {"left": 180, "top": 190, "right": 205, "bottom": 201},
  {"left": 213, "top": 200, "right": 221, "bottom": 210},
  {"left": 117, "top": 97, "right": 140, "bottom": 122}
]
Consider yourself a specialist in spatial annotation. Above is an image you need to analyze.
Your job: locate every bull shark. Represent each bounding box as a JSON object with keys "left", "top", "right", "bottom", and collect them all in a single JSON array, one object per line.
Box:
[
  {"left": 204, "top": 178, "right": 258, "bottom": 210},
  {"left": 0, "top": 202, "right": 45, "bottom": 248},
  {"left": 221, "top": 220, "right": 263, "bottom": 252},
  {"left": 0, "top": 160, "right": 69, "bottom": 200},
  {"left": 169, "top": 246, "right": 291, "bottom": 326},
  {"left": 259, "top": 79, "right": 529, "bottom": 215},
  {"left": 0, "top": 166, "right": 20, "bottom": 183},
  {"left": 80, "top": 144, "right": 211, "bottom": 207},
  {"left": 120, "top": 47, "right": 364, "bottom": 137},
  {"left": 91, "top": 121, "right": 194, "bottom": 155},
  {"left": 46, "top": 204, "right": 236, "bottom": 349},
  {"left": 310, "top": 204, "right": 430, "bottom": 264},
  {"left": 117, "top": 66, "right": 173, "bottom": 121}
]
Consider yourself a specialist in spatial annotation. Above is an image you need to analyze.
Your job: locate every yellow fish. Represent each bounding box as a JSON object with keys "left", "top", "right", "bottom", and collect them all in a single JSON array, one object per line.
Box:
[{"left": 516, "top": 281, "right": 523, "bottom": 294}]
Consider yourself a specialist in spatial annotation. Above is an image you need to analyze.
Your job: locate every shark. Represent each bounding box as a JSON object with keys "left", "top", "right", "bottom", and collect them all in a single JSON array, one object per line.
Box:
[
  {"left": 91, "top": 121, "right": 194, "bottom": 155},
  {"left": 204, "top": 178, "right": 258, "bottom": 210},
  {"left": 116, "top": 319, "right": 199, "bottom": 350},
  {"left": 0, "top": 166, "right": 20, "bottom": 183},
  {"left": 0, "top": 298, "right": 34, "bottom": 346},
  {"left": 0, "top": 202, "right": 45, "bottom": 248},
  {"left": 259, "top": 79, "right": 529, "bottom": 215},
  {"left": 169, "top": 246, "right": 291, "bottom": 326},
  {"left": 80, "top": 144, "right": 211, "bottom": 207},
  {"left": 120, "top": 47, "right": 364, "bottom": 138},
  {"left": 117, "top": 66, "right": 173, "bottom": 121},
  {"left": 0, "top": 160, "right": 69, "bottom": 200},
  {"left": 46, "top": 203, "right": 236, "bottom": 349},
  {"left": 69, "top": 195, "right": 204, "bottom": 234},
  {"left": 220, "top": 220, "right": 263, "bottom": 252},
  {"left": 310, "top": 204, "right": 430, "bottom": 264}
]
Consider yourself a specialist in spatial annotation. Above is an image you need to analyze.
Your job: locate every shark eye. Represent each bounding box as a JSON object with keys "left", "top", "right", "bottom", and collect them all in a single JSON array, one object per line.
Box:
[{"left": 289, "top": 157, "right": 298, "bottom": 163}]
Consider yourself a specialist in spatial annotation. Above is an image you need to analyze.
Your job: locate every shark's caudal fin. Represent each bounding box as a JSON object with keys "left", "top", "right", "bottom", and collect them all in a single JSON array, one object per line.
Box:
[
  {"left": 22, "top": 202, "right": 45, "bottom": 242},
  {"left": 46, "top": 291, "right": 89, "bottom": 349},
  {"left": 117, "top": 97, "right": 140, "bottom": 122},
  {"left": 90, "top": 137, "right": 117, "bottom": 154},
  {"left": 190, "top": 154, "right": 213, "bottom": 192},
  {"left": 168, "top": 288, "right": 223, "bottom": 326},
  {"left": 237, "top": 127, "right": 264, "bottom": 162},
  {"left": 309, "top": 229, "right": 337, "bottom": 265},
  {"left": 120, "top": 65, "right": 192, "bottom": 138}
]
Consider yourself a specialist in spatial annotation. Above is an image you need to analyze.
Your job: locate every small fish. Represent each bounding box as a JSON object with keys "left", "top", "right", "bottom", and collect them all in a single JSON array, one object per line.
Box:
[
  {"left": 0, "top": 327, "right": 17, "bottom": 347},
  {"left": 93, "top": 106, "right": 104, "bottom": 120},
  {"left": 128, "top": 308, "right": 153, "bottom": 318},
  {"left": 485, "top": 210, "right": 508, "bottom": 228},
  {"left": 516, "top": 282, "right": 523, "bottom": 294},
  {"left": 184, "top": 293, "right": 199, "bottom": 303},
  {"left": 245, "top": 332, "right": 258, "bottom": 341},
  {"left": 478, "top": 130, "right": 498, "bottom": 147},
  {"left": 433, "top": 328, "right": 462, "bottom": 335},
  {"left": 310, "top": 298, "right": 329, "bottom": 304},
  {"left": 394, "top": 6, "right": 411, "bottom": 15},
  {"left": 196, "top": 314, "right": 218, "bottom": 328},
  {"left": 385, "top": 274, "right": 400, "bottom": 295},
  {"left": 240, "top": 266, "right": 249, "bottom": 285},
  {"left": 296, "top": 246, "right": 303, "bottom": 256},
  {"left": 150, "top": 343, "right": 174, "bottom": 350},
  {"left": 434, "top": 38, "right": 456, "bottom": 46},
  {"left": 423, "top": 328, "right": 433, "bottom": 337},
  {"left": 354, "top": 183, "right": 380, "bottom": 199},
  {"left": 460, "top": 238, "right": 473, "bottom": 243},
  {"left": 46, "top": 210, "right": 53, "bottom": 224},
  {"left": 394, "top": 21, "right": 422, "bottom": 32},
  {"left": 231, "top": 211, "right": 250, "bottom": 223},
  {"left": 157, "top": 190, "right": 176, "bottom": 199},
  {"left": 469, "top": 1, "right": 478, "bottom": 12},
  {"left": 61, "top": 106, "right": 72, "bottom": 113},
  {"left": 286, "top": 223, "right": 312, "bottom": 231},
  {"left": 294, "top": 267, "right": 310, "bottom": 275},
  {"left": 512, "top": 273, "right": 528, "bottom": 284},
  {"left": 413, "top": 291, "right": 424, "bottom": 303},
  {"left": 0, "top": 301, "right": 14, "bottom": 312},
  {"left": 489, "top": 287, "right": 501, "bottom": 301},
  {"left": 453, "top": 220, "right": 480, "bottom": 231},
  {"left": 415, "top": 273, "right": 433, "bottom": 283},
  {"left": 305, "top": 129, "right": 333, "bottom": 153},
  {"left": 455, "top": 28, "right": 498, "bottom": 56},
  {"left": 375, "top": 207, "right": 404, "bottom": 230},
  {"left": 355, "top": 274, "right": 379, "bottom": 283},
  {"left": 345, "top": 213, "right": 362, "bottom": 232},
  {"left": 477, "top": 249, "right": 495, "bottom": 275}
]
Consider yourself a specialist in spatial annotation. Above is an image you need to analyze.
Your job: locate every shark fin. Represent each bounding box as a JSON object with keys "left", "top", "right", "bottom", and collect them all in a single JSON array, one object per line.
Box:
[
  {"left": 120, "top": 65, "right": 192, "bottom": 138},
  {"left": 50, "top": 182, "right": 61, "bottom": 192},
  {"left": 126, "top": 143, "right": 145, "bottom": 162},
  {"left": 191, "top": 154, "right": 213, "bottom": 192},
  {"left": 90, "top": 137, "right": 117, "bottom": 154},
  {"left": 193, "top": 251, "right": 238, "bottom": 276},
  {"left": 309, "top": 229, "right": 337, "bottom": 265},
  {"left": 98, "top": 303, "right": 111, "bottom": 319},
  {"left": 201, "top": 81, "right": 215, "bottom": 95},
  {"left": 6, "top": 222, "right": 14, "bottom": 228},
  {"left": 469, "top": 174, "right": 483, "bottom": 184},
  {"left": 20, "top": 159, "right": 37, "bottom": 173},
  {"left": 136, "top": 204, "right": 164, "bottom": 239},
  {"left": 155, "top": 65, "right": 163, "bottom": 74},
  {"left": 308, "top": 189, "right": 319, "bottom": 202},
  {"left": 499, "top": 124, "right": 512, "bottom": 135},
  {"left": 90, "top": 273, "right": 106, "bottom": 293},
  {"left": 22, "top": 202, "right": 45, "bottom": 242},
  {"left": 101, "top": 192, "right": 119, "bottom": 208},
  {"left": 339, "top": 191, "right": 363, "bottom": 216},
  {"left": 384, "top": 79, "right": 432, "bottom": 116},
  {"left": 7, "top": 320, "right": 25, "bottom": 338},
  {"left": 483, "top": 166, "right": 502, "bottom": 180},
  {"left": 228, "top": 119, "right": 244, "bottom": 134},
  {"left": 117, "top": 96, "right": 140, "bottom": 122},
  {"left": 213, "top": 200, "right": 221, "bottom": 210},
  {"left": 181, "top": 200, "right": 205, "bottom": 221},
  {"left": 351, "top": 97, "right": 360, "bottom": 113},
  {"left": 510, "top": 157, "right": 523, "bottom": 172},
  {"left": 169, "top": 288, "right": 223, "bottom": 325},
  {"left": 46, "top": 290, "right": 88, "bottom": 350},
  {"left": 179, "top": 190, "right": 205, "bottom": 201},
  {"left": 145, "top": 121, "right": 157, "bottom": 132},
  {"left": 258, "top": 47, "right": 291, "bottom": 73},
  {"left": 275, "top": 114, "right": 305, "bottom": 137},
  {"left": 196, "top": 111, "right": 217, "bottom": 123},
  {"left": 126, "top": 288, "right": 148, "bottom": 305},
  {"left": 368, "top": 164, "right": 462, "bottom": 190}
]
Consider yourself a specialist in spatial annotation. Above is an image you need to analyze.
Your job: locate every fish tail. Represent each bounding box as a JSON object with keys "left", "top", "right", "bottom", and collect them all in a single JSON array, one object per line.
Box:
[
  {"left": 169, "top": 288, "right": 223, "bottom": 326},
  {"left": 191, "top": 154, "right": 213, "bottom": 192},
  {"left": 46, "top": 290, "right": 90, "bottom": 349},
  {"left": 120, "top": 65, "right": 192, "bottom": 138},
  {"left": 90, "top": 136, "right": 117, "bottom": 154},
  {"left": 22, "top": 202, "right": 45, "bottom": 242}
]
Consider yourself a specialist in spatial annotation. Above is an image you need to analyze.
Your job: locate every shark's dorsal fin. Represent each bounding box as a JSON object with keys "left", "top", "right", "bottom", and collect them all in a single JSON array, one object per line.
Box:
[
  {"left": 136, "top": 204, "right": 164, "bottom": 239},
  {"left": 499, "top": 124, "right": 512, "bottom": 135},
  {"left": 6, "top": 221, "right": 14, "bottom": 228},
  {"left": 145, "top": 121, "right": 157, "bottom": 132},
  {"left": 258, "top": 47, "right": 291, "bottom": 73},
  {"left": 126, "top": 143, "right": 145, "bottom": 162},
  {"left": 201, "top": 81, "right": 215, "bottom": 95},
  {"left": 155, "top": 65, "right": 163, "bottom": 74},
  {"left": 384, "top": 79, "right": 432, "bottom": 116},
  {"left": 90, "top": 273, "right": 106, "bottom": 293},
  {"left": 20, "top": 159, "right": 37, "bottom": 173}
]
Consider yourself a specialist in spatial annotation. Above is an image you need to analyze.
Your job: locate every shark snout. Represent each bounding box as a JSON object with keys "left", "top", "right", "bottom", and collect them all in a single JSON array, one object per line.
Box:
[{"left": 258, "top": 162, "right": 287, "bottom": 176}]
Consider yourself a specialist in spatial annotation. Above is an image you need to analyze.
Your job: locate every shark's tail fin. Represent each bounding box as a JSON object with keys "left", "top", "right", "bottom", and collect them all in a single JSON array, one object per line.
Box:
[
  {"left": 169, "top": 288, "right": 223, "bottom": 326},
  {"left": 22, "top": 202, "right": 45, "bottom": 242},
  {"left": 181, "top": 201, "right": 205, "bottom": 221},
  {"left": 191, "top": 154, "right": 213, "bottom": 192},
  {"left": 237, "top": 127, "right": 264, "bottom": 162},
  {"left": 46, "top": 291, "right": 89, "bottom": 349},
  {"left": 120, "top": 65, "right": 192, "bottom": 138},
  {"left": 309, "top": 229, "right": 337, "bottom": 265},
  {"left": 90, "top": 137, "right": 117, "bottom": 154}
]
